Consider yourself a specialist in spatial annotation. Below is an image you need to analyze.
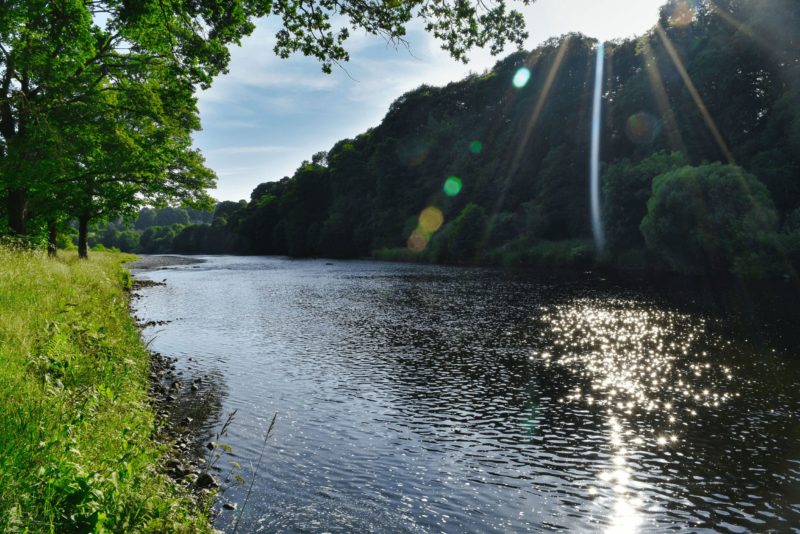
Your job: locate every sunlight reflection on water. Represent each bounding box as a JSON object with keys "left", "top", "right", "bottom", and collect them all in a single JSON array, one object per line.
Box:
[{"left": 536, "top": 297, "right": 744, "bottom": 533}]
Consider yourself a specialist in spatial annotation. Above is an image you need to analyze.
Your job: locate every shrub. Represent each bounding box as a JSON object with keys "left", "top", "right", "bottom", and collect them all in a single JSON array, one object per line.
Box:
[{"left": 640, "top": 163, "right": 783, "bottom": 277}]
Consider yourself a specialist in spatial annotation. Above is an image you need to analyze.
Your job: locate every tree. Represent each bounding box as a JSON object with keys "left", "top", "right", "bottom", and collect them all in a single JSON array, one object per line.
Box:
[
  {"left": 446, "top": 202, "right": 489, "bottom": 264},
  {"left": 602, "top": 151, "right": 688, "bottom": 254},
  {"left": 154, "top": 207, "right": 190, "bottom": 227},
  {"left": 640, "top": 163, "right": 782, "bottom": 276},
  {"left": 0, "top": 0, "right": 243, "bottom": 235},
  {"left": 51, "top": 64, "right": 215, "bottom": 257},
  {"left": 67, "top": 1, "right": 799, "bottom": 276}
]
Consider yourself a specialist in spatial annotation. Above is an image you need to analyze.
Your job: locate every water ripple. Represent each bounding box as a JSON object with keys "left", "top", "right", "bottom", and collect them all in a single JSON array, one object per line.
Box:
[{"left": 133, "top": 257, "right": 800, "bottom": 533}]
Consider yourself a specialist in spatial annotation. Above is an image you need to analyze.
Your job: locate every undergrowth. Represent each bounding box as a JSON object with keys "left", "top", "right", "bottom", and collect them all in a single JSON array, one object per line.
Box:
[{"left": 0, "top": 248, "right": 211, "bottom": 532}]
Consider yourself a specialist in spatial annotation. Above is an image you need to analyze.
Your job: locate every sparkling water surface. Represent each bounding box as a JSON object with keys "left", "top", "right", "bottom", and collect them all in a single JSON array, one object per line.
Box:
[{"left": 133, "top": 256, "right": 800, "bottom": 533}]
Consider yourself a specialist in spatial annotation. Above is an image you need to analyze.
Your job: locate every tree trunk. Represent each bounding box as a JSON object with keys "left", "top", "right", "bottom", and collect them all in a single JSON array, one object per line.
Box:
[
  {"left": 78, "top": 215, "right": 89, "bottom": 259},
  {"left": 47, "top": 220, "right": 58, "bottom": 257},
  {"left": 7, "top": 189, "right": 28, "bottom": 235}
]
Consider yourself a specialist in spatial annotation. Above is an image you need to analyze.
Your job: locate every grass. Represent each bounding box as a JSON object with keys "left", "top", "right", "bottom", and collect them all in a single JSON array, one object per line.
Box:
[{"left": 0, "top": 247, "right": 211, "bottom": 532}]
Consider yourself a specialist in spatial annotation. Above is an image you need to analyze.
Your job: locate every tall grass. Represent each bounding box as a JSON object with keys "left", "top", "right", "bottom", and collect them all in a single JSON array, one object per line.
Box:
[{"left": 0, "top": 248, "right": 211, "bottom": 532}]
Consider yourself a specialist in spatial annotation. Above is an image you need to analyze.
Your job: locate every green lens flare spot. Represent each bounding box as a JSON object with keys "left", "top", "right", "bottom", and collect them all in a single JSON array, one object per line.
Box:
[
  {"left": 512, "top": 67, "right": 531, "bottom": 89},
  {"left": 443, "top": 176, "right": 463, "bottom": 197},
  {"left": 469, "top": 141, "right": 483, "bottom": 154}
]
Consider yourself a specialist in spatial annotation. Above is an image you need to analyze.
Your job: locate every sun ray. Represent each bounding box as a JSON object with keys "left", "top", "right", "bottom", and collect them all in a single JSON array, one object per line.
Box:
[
  {"left": 654, "top": 24, "right": 735, "bottom": 164},
  {"left": 649, "top": 24, "right": 797, "bottom": 280},
  {"left": 590, "top": 43, "right": 606, "bottom": 252},
  {"left": 705, "top": 0, "right": 773, "bottom": 53},
  {"left": 477, "top": 37, "right": 573, "bottom": 247},
  {"left": 509, "top": 37, "right": 573, "bottom": 178},
  {"left": 640, "top": 37, "right": 688, "bottom": 154}
]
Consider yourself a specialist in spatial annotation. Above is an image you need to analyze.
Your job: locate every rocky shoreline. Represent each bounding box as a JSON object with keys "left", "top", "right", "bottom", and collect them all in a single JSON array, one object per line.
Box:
[
  {"left": 129, "top": 267, "right": 230, "bottom": 531},
  {"left": 148, "top": 350, "right": 220, "bottom": 491}
]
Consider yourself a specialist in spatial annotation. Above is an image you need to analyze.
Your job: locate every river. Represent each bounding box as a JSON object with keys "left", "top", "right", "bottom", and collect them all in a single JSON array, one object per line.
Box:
[{"left": 132, "top": 255, "right": 800, "bottom": 533}]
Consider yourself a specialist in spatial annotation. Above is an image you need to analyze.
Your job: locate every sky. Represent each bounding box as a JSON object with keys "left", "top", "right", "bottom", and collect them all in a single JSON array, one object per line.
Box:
[{"left": 195, "top": 0, "right": 668, "bottom": 201}]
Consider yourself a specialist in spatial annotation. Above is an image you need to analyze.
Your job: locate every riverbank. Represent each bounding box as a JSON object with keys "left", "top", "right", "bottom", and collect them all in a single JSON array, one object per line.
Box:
[{"left": 0, "top": 248, "right": 212, "bottom": 532}]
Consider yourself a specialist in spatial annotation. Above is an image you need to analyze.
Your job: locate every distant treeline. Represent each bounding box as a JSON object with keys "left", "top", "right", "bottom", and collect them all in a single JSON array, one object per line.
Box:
[
  {"left": 80, "top": 206, "right": 217, "bottom": 254},
  {"left": 112, "top": 0, "right": 800, "bottom": 277}
]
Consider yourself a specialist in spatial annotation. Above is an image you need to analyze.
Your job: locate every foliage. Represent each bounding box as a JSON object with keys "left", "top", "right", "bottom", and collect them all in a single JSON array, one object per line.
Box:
[
  {"left": 602, "top": 151, "right": 688, "bottom": 255},
  {"left": 640, "top": 163, "right": 782, "bottom": 276},
  {"left": 0, "top": 248, "right": 211, "bottom": 531},
  {"left": 443, "top": 203, "right": 489, "bottom": 264},
  {"left": 490, "top": 238, "right": 595, "bottom": 270},
  {"left": 135, "top": 0, "right": 800, "bottom": 279}
]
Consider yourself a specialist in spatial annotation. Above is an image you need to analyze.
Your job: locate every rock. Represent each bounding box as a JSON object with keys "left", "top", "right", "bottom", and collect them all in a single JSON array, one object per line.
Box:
[
  {"left": 195, "top": 472, "right": 219, "bottom": 489},
  {"left": 222, "top": 502, "right": 237, "bottom": 510},
  {"left": 166, "top": 458, "right": 182, "bottom": 470}
]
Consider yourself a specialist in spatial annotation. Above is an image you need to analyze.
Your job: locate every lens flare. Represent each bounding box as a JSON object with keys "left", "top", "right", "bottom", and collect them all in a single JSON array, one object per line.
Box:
[
  {"left": 590, "top": 43, "right": 606, "bottom": 252},
  {"left": 668, "top": 0, "right": 696, "bottom": 28},
  {"left": 469, "top": 140, "right": 483, "bottom": 154},
  {"left": 399, "top": 138, "right": 432, "bottom": 167},
  {"left": 407, "top": 230, "right": 429, "bottom": 253},
  {"left": 443, "top": 176, "right": 463, "bottom": 197},
  {"left": 625, "top": 112, "right": 660, "bottom": 144},
  {"left": 512, "top": 67, "right": 531, "bottom": 89},
  {"left": 655, "top": 24, "right": 734, "bottom": 164},
  {"left": 418, "top": 206, "right": 444, "bottom": 233}
]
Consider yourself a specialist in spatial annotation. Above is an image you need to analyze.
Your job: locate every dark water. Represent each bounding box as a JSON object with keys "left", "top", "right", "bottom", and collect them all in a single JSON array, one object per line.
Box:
[{"left": 133, "top": 256, "right": 800, "bottom": 533}]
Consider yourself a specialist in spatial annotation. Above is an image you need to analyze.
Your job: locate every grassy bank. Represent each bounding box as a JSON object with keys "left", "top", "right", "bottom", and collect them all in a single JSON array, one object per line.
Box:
[{"left": 0, "top": 248, "right": 210, "bottom": 532}]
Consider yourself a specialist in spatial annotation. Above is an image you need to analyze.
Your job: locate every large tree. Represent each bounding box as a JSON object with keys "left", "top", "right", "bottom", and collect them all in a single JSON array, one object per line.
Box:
[{"left": 640, "top": 163, "right": 782, "bottom": 276}]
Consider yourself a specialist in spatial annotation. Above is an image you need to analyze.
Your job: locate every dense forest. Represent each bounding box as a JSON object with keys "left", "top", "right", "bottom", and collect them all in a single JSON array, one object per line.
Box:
[{"left": 97, "top": 0, "right": 798, "bottom": 278}]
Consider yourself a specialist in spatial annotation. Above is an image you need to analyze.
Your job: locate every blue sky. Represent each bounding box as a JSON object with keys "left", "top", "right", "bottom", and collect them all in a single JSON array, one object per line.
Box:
[{"left": 195, "top": 0, "right": 668, "bottom": 201}]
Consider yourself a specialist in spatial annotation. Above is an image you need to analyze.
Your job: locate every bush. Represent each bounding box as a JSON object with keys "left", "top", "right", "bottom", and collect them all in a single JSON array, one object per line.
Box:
[
  {"left": 491, "top": 238, "right": 594, "bottom": 270},
  {"left": 446, "top": 203, "right": 489, "bottom": 264},
  {"left": 640, "top": 163, "right": 783, "bottom": 277},
  {"left": 602, "top": 151, "right": 688, "bottom": 255}
]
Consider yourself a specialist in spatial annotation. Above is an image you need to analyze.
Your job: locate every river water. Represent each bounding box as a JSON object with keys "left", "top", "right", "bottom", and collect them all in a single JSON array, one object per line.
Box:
[{"left": 132, "top": 256, "right": 800, "bottom": 533}]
